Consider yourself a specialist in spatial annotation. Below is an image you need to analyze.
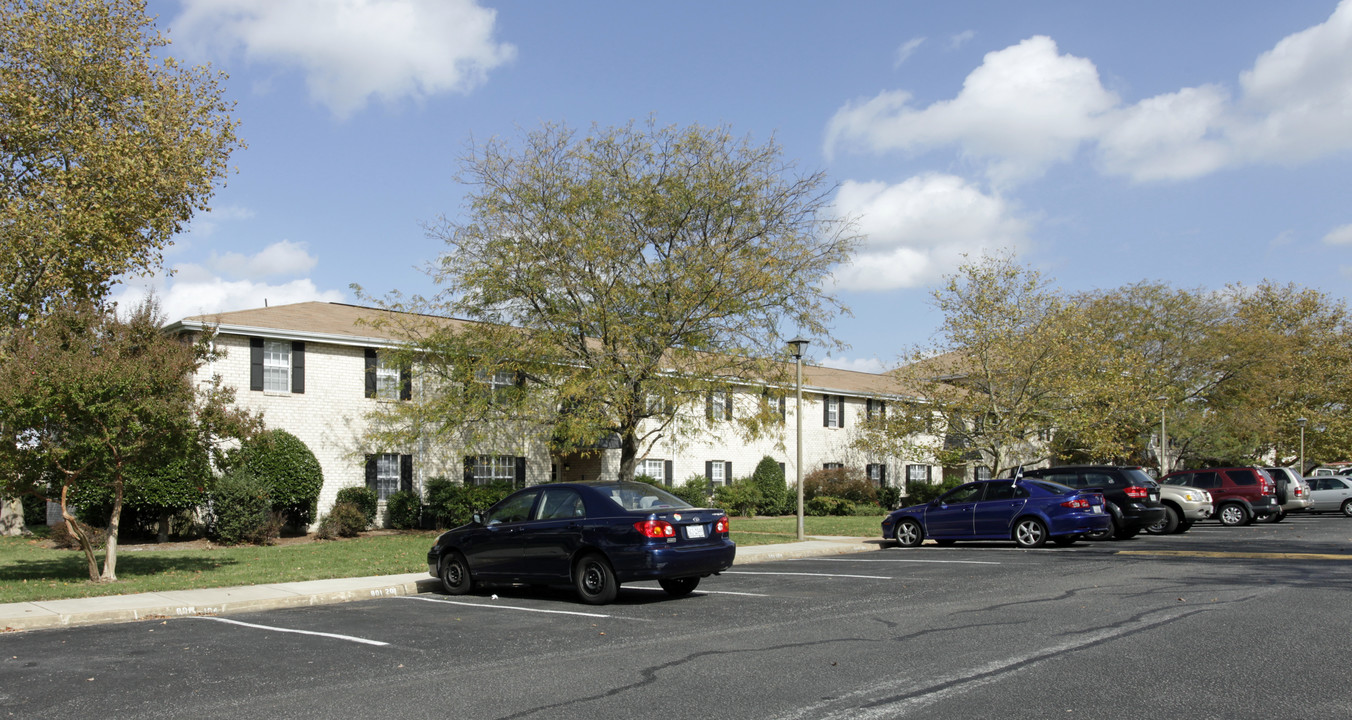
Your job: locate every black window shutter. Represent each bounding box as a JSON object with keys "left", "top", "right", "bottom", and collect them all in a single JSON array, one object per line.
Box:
[
  {"left": 838, "top": 396, "right": 845, "bottom": 428},
  {"left": 365, "top": 455, "right": 377, "bottom": 491},
  {"left": 250, "top": 337, "right": 264, "bottom": 391},
  {"left": 401, "top": 363, "right": 412, "bottom": 401},
  {"left": 664, "top": 460, "right": 673, "bottom": 487},
  {"left": 926, "top": 466, "right": 933, "bottom": 481},
  {"left": 880, "top": 465, "right": 888, "bottom": 484},
  {"left": 866, "top": 398, "right": 873, "bottom": 419},
  {"left": 291, "top": 341, "right": 305, "bottom": 394},
  {"left": 777, "top": 395, "right": 786, "bottom": 418},
  {"left": 515, "top": 456, "right": 526, "bottom": 488},
  {"left": 706, "top": 394, "right": 714, "bottom": 421},
  {"left": 365, "top": 348, "right": 377, "bottom": 398},
  {"left": 724, "top": 461, "right": 732, "bottom": 483},
  {"left": 724, "top": 393, "right": 733, "bottom": 420},
  {"left": 400, "top": 454, "right": 413, "bottom": 493},
  {"left": 879, "top": 400, "right": 886, "bottom": 418},
  {"left": 705, "top": 461, "right": 713, "bottom": 480},
  {"left": 823, "top": 395, "right": 830, "bottom": 427},
  {"left": 463, "top": 456, "right": 475, "bottom": 484}
]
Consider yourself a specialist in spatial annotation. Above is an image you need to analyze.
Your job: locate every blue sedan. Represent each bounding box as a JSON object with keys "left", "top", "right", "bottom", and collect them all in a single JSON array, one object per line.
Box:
[
  {"left": 427, "top": 481, "right": 736, "bottom": 604},
  {"left": 881, "top": 478, "right": 1111, "bottom": 548}
]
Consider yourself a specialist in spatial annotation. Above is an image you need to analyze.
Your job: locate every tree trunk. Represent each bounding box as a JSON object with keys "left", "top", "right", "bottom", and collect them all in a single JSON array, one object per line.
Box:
[
  {"left": 60, "top": 484, "right": 100, "bottom": 581},
  {"left": 0, "top": 496, "right": 27, "bottom": 536},
  {"left": 99, "top": 478, "right": 124, "bottom": 582},
  {"left": 158, "top": 511, "right": 170, "bottom": 543},
  {"left": 618, "top": 431, "right": 639, "bottom": 482}
]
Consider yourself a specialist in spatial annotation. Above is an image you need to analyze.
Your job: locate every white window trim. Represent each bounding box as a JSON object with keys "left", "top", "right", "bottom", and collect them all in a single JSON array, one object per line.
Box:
[{"left": 263, "top": 340, "right": 290, "bottom": 393}]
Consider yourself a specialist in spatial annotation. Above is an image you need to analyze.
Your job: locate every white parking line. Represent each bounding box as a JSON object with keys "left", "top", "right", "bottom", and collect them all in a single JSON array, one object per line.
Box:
[
  {"left": 626, "top": 586, "right": 771, "bottom": 597},
  {"left": 722, "top": 571, "right": 891, "bottom": 579},
  {"left": 192, "top": 616, "right": 389, "bottom": 646},
  {"left": 397, "top": 595, "right": 613, "bottom": 618},
  {"left": 813, "top": 558, "right": 1002, "bottom": 565}
]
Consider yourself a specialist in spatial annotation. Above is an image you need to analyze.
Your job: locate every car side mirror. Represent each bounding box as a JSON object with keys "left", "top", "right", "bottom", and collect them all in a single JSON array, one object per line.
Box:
[{"left": 472, "top": 511, "right": 484, "bottom": 525}]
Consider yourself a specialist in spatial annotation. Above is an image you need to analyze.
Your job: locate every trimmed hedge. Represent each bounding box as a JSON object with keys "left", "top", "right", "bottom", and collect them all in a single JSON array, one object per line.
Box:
[
  {"left": 335, "top": 486, "right": 377, "bottom": 529},
  {"left": 749, "top": 456, "right": 791, "bottom": 515},
  {"left": 424, "top": 478, "right": 514, "bottom": 528},
  {"left": 209, "top": 469, "right": 278, "bottom": 545},
  {"left": 316, "top": 502, "right": 367, "bottom": 539},
  {"left": 233, "top": 430, "right": 323, "bottom": 527},
  {"left": 385, "top": 490, "right": 422, "bottom": 530}
]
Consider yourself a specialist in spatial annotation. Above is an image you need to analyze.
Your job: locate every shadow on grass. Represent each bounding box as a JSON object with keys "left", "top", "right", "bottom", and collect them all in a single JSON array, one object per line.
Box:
[{"left": 0, "top": 553, "right": 238, "bottom": 584}]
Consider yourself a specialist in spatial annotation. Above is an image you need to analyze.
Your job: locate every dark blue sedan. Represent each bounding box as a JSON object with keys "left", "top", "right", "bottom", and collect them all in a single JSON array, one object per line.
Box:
[
  {"left": 881, "top": 478, "right": 1111, "bottom": 548},
  {"left": 427, "top": 481, "right": 736, "bottom": 604}
]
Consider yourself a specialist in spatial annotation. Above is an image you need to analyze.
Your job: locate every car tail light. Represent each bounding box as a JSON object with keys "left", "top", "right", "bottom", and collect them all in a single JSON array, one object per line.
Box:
[
  {"left": 1060, "top": 497, "right": 1090, "bottom": 509},
  {"left": 1123, "top": 486, "right": 1148, "bottom": 499},
  {"left": 714, "top": 516, "right": 729, "bottom": 534},
  {"left": 634, "top": 519, "right": 675, "bottom": 538},
  {"left": 1261, "top": 476, "right": 1275, "bottom": 494}
]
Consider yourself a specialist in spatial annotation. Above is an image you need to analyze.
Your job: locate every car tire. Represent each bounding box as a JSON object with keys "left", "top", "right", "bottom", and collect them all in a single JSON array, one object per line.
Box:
[
  {"left": 1115, "top": 528, "right": 1140, "bottom": 540},
  {"left": 1218, "top": 503, "right": 1251, "bottom": 526},
  {"left": 1257, "top": 510, "right": 1286, "bottom": 524},
  {"left": 658, "top": 577, "right": 700, "bottom": 598},
  {"left": 1013, "top": 518, "right": 1048, "bottom": 548},
  {"left": 1146, "top": 506, "right": 1180, "bottom": 535},
  {"left": 1176, "top": 519, "right": 1195, "bottom": 533},
  {"left": 1052, "top": 534, "right": 1079, "bottom": 546},
  {"left": 894, "top": 518, "right": 924, "bottom": 548},
  {"left": 574, "top": 554, "right": 618, "bottom": 605},
  {"left": 1086, "top": 523, "right": 1115, "bottom": 541},
  {"left": 439, "top": 551, "right": 474, "bottom": 595},
  {"left": 1341, "top": 499, "right": 1352, "bottom": 518}
]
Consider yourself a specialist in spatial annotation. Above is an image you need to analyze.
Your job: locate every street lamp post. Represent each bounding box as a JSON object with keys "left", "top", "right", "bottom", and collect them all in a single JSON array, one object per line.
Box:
[
  {"left": 788, "top": 337, "right": 809, "bottom": 542},
  {"left": 1155, "top": 396, "right": 1169, "bottom": 477},
  {"left": 1298, "top": 417, "right": 1308, "bottom": 476}
]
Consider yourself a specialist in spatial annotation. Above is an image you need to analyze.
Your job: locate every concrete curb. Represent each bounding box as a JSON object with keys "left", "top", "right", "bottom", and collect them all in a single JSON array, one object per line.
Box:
[{"left": 0, "top": 537, "right": 884, "bottom": 633}]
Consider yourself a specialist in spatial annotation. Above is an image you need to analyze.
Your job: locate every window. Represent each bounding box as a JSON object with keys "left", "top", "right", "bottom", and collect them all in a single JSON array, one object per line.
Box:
[
  {"left": 535, "top": 488, "right": 585, "bottom": 520},
  {"left": 823, "top": 395, "right": 845, "bottom": 428},
  {"left": 706, "top": 460, "right": 731, "bottom": 486},
  {"left": 867, "top": 463, "right": 887, "bottom": 486},
  {"left": 763, "top": 390, "right": 786, "bottom": 423},
  {"left": 250, "top": 338, "right": 304, "bottom": 394},
  {"left": 486, "top": 490, "right": 538, "bottom": 525},
  {"left": 823, "top": 462, "right": 844, "bottom": 470},
  {"left": 471, "top": 456, "right": 516, "bottom": 485},
  {"left": 974, "top": 466, "right": 992, "bottom": 481},
  {"left": 364, "top": 453, "right": 412, "bottom": 500},
  {"left": 376, "top": 357, "right": 402, "bottom": 400},
  {"left": 906, "top": 465, "right": 932, "bottom": 485},
  {"left": 636, "top": 459, "right": 670, "bottom": 486},
  {"left": 866, "top": 398, "right": 886, "bottom": 421},
  {"left": 706, "top": 391, "right": 732, "bottom": 421},
  {"left": 486, "top": 370, "right": 515, "bottom": 392}
]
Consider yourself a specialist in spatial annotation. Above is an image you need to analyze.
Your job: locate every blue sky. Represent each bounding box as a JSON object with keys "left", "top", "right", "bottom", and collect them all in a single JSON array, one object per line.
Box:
[{"left": 120, "top": 0, "right": 1352, "bottom": 373}]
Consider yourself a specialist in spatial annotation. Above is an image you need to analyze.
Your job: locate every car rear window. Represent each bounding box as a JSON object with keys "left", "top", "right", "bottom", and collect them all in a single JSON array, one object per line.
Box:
[
  {"left": 1025, "top": 479, "right": 1074, "bottom": 494},
  {"left": 602, "top": 483, "right": 693, "bottom": 512},
  {"left": 1122, "top": 468, "right": 1157, "bottom": 486},
  {"left": 1226, "top": 469, "right": 1256, "bottom": 486}
]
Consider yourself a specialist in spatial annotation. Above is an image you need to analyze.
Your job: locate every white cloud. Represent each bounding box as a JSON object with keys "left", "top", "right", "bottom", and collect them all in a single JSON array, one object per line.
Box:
[
  {"left": 828, "top": 1, "right": 1352, "bottom": 185},
  {"left": 894, "top": 37, "right": 925, "bottom": 67},
  {"left": 173, "top": 0, "right": 516, "bottom": 119},
  {"left": 949, "top": 30, "right": 975, "bottom": 50},
  {"left": 209, "top": 239, "right": 318, "bottom": 278},
  {"left": 821, "top": 356, "right": 888, "bottom": 374},
  {"left": 185, "top": 204, "right": 256, "bottom": 239},
  {"left": 826, "top": 36, "right": 1119, "bottom": 186},
  {"left": 1323, "top": 223, "right": 1352, "bottom": 246},
  {"left": 830, "top": 174, "right": 1031, "bottom": 291},
  {"left": 110, "top": 241, "right": 345, "bottom": 322}
]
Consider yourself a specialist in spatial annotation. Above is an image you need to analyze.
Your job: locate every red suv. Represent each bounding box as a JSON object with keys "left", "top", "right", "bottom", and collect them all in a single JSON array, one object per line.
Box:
[{"left": 1158, "top": 467, "right": 1280, "bottom": 526}]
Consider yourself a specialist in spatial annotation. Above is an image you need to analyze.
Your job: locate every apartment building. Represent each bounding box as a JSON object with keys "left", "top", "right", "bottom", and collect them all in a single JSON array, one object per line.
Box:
[{"left": 167, "top": 302, "right": 940, "bottom": 518}]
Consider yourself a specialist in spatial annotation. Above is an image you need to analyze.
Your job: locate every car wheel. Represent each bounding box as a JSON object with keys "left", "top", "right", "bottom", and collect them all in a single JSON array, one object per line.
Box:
[
  {"left": 1052, "top": 534, "right": 1079, "bottom": 546},
  {"left": 658, "top": 577, "right": 700, "bottom": 598},
  {"left": 439, "top": 551, "right": 474, "bottom": 595},
  {"left": 574, "top": 554, "right": 618, "bottom": 605},
  {"left": 1013, "top": 518, "right": 1048, "bottom": 548},
  {"left": 1086, "top": 524, "right": 1114, "bottom": 541},
  {"left": 1218, "top": 503, "right": 1251, "bottom": 526},
  {"left": 1146, "top": 506, "right": 1180, "bottom": 535},
  {"left": 1176, "top": 519, "right": 1195, "bottom": 533},
  {"left": 1257, "top": 510, "right": 1286, "bottom": 524},
  {"left": 894, "top": 518, "right": 924, "bottom": 548},
  {"left": 1341, "top": 499, "right": 1352, "bottom": 518}
]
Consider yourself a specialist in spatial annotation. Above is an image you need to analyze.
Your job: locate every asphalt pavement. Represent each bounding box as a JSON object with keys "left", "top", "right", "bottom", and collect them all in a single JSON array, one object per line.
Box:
[{"left": 0, "top": 535, "right": 882, "bottom": 633}]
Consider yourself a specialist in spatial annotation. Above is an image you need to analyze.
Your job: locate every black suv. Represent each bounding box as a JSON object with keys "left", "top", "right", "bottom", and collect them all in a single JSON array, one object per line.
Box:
[{"left": 1020, "top": 466, "right": 1166, "bottom": 540}]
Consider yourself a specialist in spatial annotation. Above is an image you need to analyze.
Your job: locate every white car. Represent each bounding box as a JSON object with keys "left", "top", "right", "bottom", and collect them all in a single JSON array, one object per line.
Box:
[{"left": 1305, "top": 476, "right": 1352, "bottom": 516}]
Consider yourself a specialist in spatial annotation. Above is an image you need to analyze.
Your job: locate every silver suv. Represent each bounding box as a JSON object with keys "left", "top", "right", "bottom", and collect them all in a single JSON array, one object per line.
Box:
[
  {"left": 1146, "top": 484, "right": 1213, "bottom": 534},
  {"left": 1262, "top": 467, "right": 1313, "bottom": 521}
]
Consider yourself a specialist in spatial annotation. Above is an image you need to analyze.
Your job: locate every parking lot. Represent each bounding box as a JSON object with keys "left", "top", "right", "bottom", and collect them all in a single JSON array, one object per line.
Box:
[{"left": 5, "top": 513, "right": 1352, "bottom": 719}]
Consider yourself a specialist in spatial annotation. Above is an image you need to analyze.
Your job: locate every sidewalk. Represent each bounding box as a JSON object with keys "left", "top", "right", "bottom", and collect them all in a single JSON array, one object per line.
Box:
[{"left": 0, "top": 536, "right": 883, "bottom": 633}]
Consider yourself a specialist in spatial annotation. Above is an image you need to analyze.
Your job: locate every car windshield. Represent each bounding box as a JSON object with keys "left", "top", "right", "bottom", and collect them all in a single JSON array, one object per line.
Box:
[
  {"left": 601, "top": 483, "right": 693, "bottom": 512},
  {"left": 1122, "top": 467, "right": 1157, "bottom": 486}
]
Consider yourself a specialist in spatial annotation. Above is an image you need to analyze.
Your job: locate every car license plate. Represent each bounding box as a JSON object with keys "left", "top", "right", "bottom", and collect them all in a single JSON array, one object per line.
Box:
[
  {"left": 1149, "top": 492, "right": 1159, "bottom": 502},
  {"left": 1091, "top": 505, "right": 1104, "bottom": 514},
  {"left": 686, "top": 524, "right": 706, "bottom": 539}
]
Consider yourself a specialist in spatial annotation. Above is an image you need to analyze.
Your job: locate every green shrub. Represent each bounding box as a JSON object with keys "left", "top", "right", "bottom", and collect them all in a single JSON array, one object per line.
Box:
[
  {"left": 806, "top": 495, "right": 857, "bottom": 516},
  {"left": 670, "top": 475, "right": 713, "bottom": 506},
  {"left": 906, "top": 479, "right": 959, "bottom": 505},
  {"left": 335, "top": 486, "right": 377, "bottom": 528},
  {"left": 749, "top": 456, "right": 790, "bottom": 515},
  {"left": 232, "top": 429, "right": 323, "bottom": 527},
  {"left": 877, "top": 485, "right": 902, "bottom": 511},
  {"left": 714, "top": 478, "right": 763, "bottom": 517},
  {"left": 423, "top": 479, "right": 514, "bottom": 528},
  {"left": 209, "top": 469, "right": 278, "bottom": 545},
  {"left": 631, "top": 474, "right": 663, "bottom": 487},
  {"left": 385, "top": 490, "right": 422, "bottom": 530},
  {"left": 21, "top": 494, "right": 47, "bottom": 525},
  {"left": 316, "top": 502, "right": 367, "bottom": 539}
]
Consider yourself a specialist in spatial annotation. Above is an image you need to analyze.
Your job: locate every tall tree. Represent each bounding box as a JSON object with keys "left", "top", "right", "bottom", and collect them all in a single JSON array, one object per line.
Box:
[
  {"left": 0, "top": 299, "right": 259, "bottom": 581},
  {"left": 0, "top": 0, "right": 241, "bottom": 327},
  {"left": 362, "top": 119, "right": 859, "bottom": 480}
]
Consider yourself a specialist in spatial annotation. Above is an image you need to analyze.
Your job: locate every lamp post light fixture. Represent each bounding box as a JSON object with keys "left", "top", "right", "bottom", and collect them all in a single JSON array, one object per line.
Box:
[
  {"left": 788, "top": 337, "right": 809, "bottom": 542},
  {"left": 1298, "top": 417, "right": 1308, "bottom": 476},
  {"left": 1155, "top": 396, "right": 1169, "bottom": 477}
]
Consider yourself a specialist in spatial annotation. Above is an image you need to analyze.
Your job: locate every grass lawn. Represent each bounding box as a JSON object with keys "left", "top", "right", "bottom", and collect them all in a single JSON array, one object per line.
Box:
[{"left": 0, "top": 515, "right": 883, "bottom": 604}]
